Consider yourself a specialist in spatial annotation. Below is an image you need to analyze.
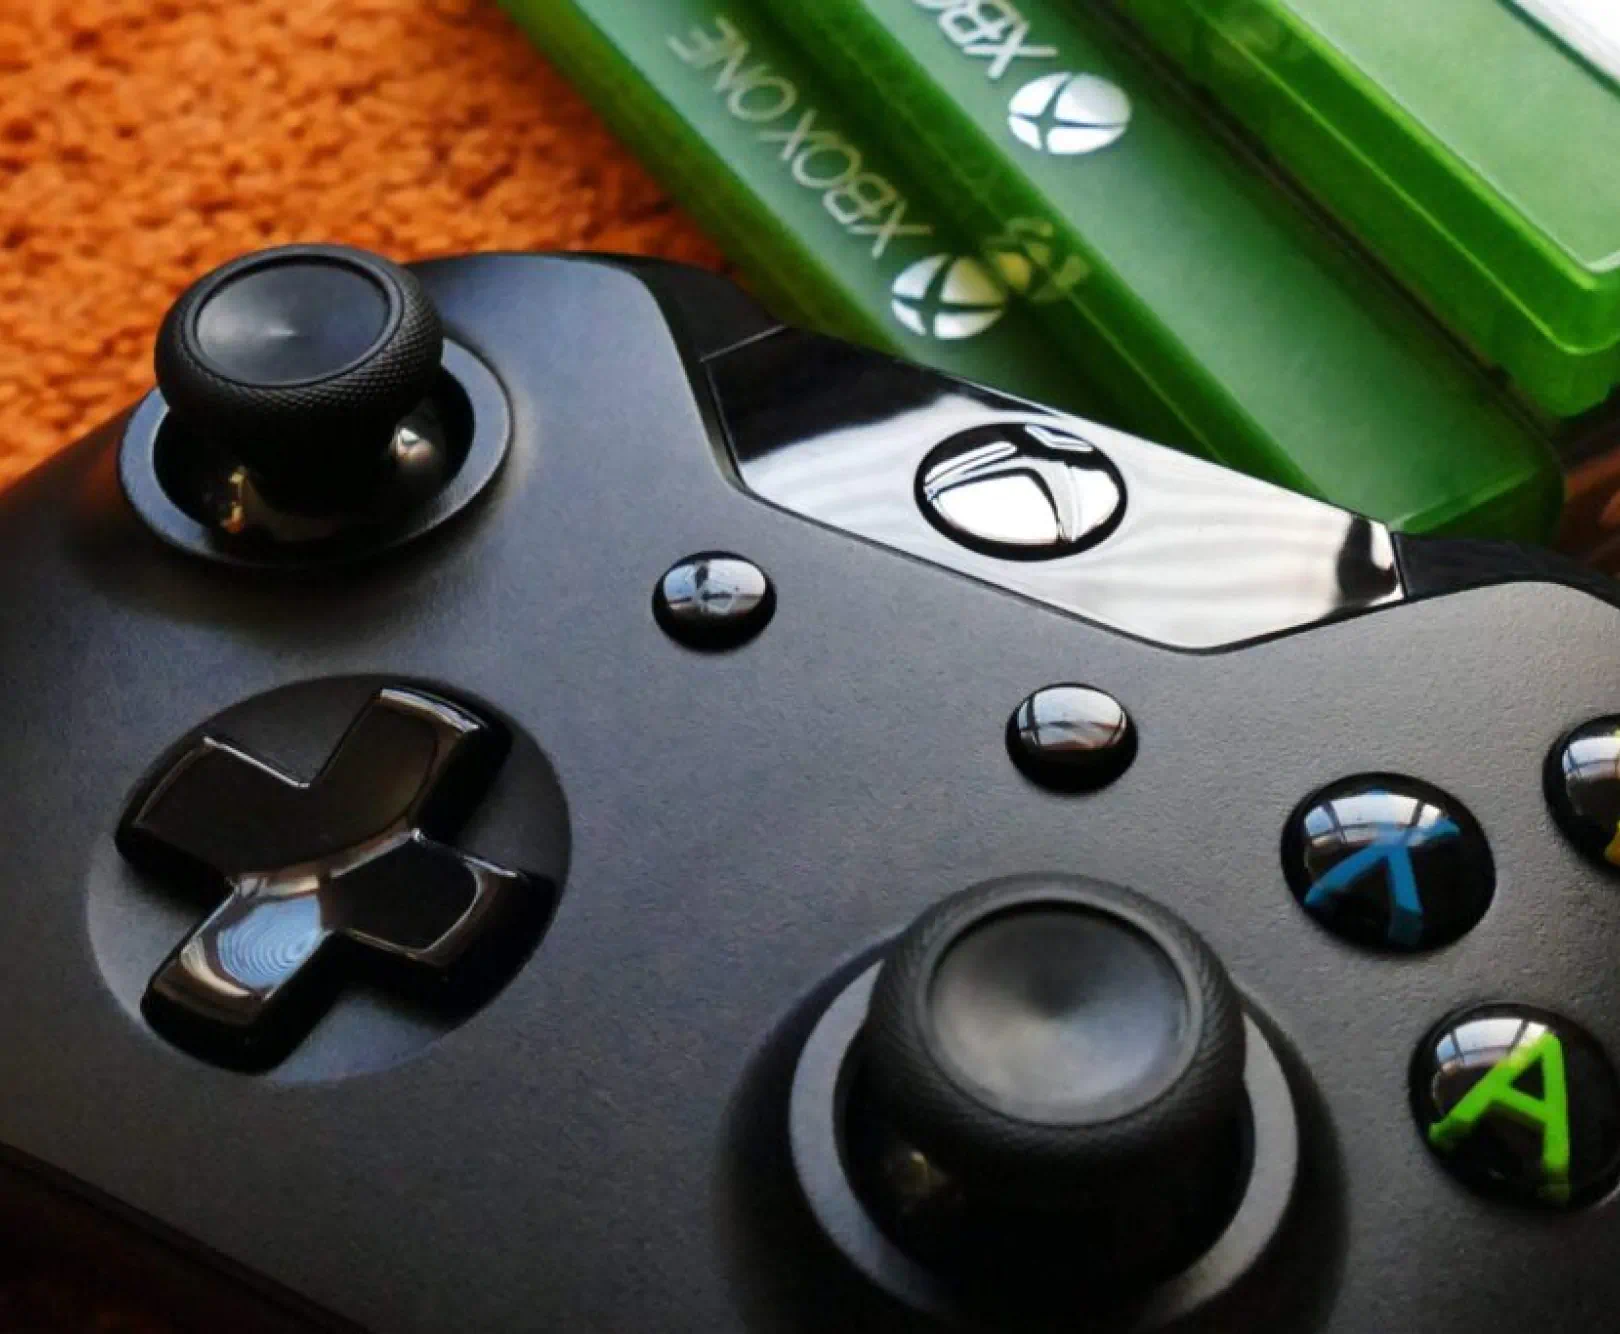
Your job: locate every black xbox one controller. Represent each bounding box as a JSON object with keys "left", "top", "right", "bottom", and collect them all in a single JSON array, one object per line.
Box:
[{"left": 3, "top": 245, "right": 1620, "bottom": 1332}]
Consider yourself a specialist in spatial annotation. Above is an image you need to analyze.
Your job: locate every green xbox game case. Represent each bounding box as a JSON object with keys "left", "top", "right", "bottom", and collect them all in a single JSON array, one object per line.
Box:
[
  {"left": 752, "top": 0, "right": 1562, "bottom": 538},
  {"left": 1116, "top": 0, "right": 1620, "bottom": 418},
  {"left": 504, "top": 0, "right": 1561, "bottom": 539},
  {"left": 504, "top": 0, "right": 1108, "bottom": 421}
]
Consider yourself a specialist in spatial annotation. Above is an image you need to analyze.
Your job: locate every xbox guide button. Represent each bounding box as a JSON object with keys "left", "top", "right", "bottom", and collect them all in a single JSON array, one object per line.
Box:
[{"left": 915, "top": 422, "right": 1125, "bottom": 560}]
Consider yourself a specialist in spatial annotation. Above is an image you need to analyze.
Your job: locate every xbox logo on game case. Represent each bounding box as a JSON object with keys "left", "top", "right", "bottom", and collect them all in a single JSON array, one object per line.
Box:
[
  {"left": 891, "top": 254, "right": 1008, "bottom": 340},
  {"left": 1008, "top": 72, "right": 1131, "bottom": 155}
]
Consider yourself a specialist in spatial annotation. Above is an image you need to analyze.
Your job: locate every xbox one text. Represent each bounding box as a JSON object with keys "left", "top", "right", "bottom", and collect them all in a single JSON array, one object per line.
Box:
[
  {"left": 665, "top": 12, "right": 1089, "bottom": 343},
  {"left": 667, "top": 16, "right": 934, "bottom": 259}
]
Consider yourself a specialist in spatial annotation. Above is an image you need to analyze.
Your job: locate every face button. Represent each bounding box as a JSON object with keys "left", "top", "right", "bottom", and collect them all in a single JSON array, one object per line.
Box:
[
  {"left": 1545, "top": 717, "right": 1620, "bottom": 870},
  {"left": 116, "top": 687, "right": 550, "bottom": 1070},
  {"left": 915, "top": 423, "right": 1125, "bottom": 561},
  {"left": 1282, "top": 776, "right": 1493, "bottom": 952},
  {"left": 1006, "top": 685, "right": 1136, "bottom": 792},
  {"left": 1413, "top": 1005, "right": 1620, "bottom": 1209},
  {"left": 653, "top": 552, "right": 775, "bottom": 650}
]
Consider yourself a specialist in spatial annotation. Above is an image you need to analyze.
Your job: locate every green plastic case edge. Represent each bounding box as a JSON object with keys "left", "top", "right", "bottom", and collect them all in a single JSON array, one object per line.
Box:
[{"left": 1120, "top": 0, "right": 1620, "bottom": 417}]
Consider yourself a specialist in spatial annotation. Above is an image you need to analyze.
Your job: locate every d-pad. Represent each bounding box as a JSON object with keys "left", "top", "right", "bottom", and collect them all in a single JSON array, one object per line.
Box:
[{"left": 117, "top": 687, "right": 539, "bottom": 1069}]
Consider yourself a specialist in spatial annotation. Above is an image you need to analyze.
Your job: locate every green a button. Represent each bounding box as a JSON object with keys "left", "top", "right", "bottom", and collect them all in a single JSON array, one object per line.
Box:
[{"left": 1414, "top": 1005, "right": 1620, "bottom": 1209}]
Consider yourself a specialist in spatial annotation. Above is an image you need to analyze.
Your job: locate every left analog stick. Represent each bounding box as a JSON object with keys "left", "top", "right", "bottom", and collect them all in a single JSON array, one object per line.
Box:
[{"left": 154, "top": 243, "right": 444, "bottom": 511}]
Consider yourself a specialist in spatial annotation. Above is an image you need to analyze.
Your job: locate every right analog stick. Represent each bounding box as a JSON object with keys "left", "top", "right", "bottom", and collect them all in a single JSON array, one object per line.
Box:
[{"left": 849, "top": 874, "right": 1251, "bottom": 1298}]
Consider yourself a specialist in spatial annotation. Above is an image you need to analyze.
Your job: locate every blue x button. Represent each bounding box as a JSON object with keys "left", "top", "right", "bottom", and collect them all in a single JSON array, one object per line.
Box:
[{"left": 1283, "top": 776, "right": 1494, "bottom": 952}]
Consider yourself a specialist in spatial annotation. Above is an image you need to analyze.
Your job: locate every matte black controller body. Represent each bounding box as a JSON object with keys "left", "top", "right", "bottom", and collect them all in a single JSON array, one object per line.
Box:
[{"left": 1, "top": 252, "right": 1618, "bottom": 1332}]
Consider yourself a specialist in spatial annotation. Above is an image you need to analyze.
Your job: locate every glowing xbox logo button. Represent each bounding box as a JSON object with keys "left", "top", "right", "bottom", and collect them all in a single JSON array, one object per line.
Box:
[
  {"left": 915, "top": 422, "right": 1126, "bottom": 560},
  {"left": 890, "top": 254, "right": 1007, "bottom": 341},
  {"left": 1008, "top": 72, "right": 1132, "bottom": 155}
]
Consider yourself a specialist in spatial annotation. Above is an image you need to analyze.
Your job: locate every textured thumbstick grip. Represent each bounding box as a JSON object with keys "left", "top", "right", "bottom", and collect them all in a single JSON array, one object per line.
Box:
[
  {"left": 862, "top": 874, "right": 1246, "bottom": 1201},
  {"left": 154, "top": 243, "right": 443, "bottom": 501}
]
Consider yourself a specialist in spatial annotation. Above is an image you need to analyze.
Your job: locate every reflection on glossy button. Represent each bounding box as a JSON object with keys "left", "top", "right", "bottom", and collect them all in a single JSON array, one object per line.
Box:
[
  {"left": 1282, "top": 776, "right": 1493, "bottom": 952},
  {"left": 116, "top": 687, "right": 543, "bottom": 1070},
  {"left": 653, "top": 552, "right": 775, "bottom": 651},
  {"left": 1006, "top": 686, "right": 1136, "bottom": 792},
  {"left": 1413, "top": 1004, "right": 1620, "bottom": 1209},
  {"left": 1545, "top": 717, "right": 1620, "bottom": 870},
  {"left": 916, "top": 424, "right": 1125, "bottom": 561}
]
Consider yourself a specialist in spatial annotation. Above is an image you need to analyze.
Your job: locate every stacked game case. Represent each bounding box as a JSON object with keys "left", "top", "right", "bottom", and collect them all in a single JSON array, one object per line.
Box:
[
  {"left": 506, "top": 0, "right": 1577, "bottom": 542},
  {"left": 1118, "top": 0, "right": 1620, "bottom": 417},
  {"left": 508, "top": 0, "right": 1107, "bottom": 420}
]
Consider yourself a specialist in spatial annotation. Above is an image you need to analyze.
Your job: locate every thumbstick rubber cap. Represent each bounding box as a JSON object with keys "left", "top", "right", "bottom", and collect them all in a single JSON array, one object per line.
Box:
[
  {"left": 154, "top": 243, "right": 443, "bottom": 505},
  {"left": 862, "top": 874, "right": 1246, "bottom": 1202}
]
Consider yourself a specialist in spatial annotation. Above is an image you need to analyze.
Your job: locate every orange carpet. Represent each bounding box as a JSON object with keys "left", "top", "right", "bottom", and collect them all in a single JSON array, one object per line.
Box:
[{"left": 0, "top": 0, "right": 722, "bottom": 494}]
